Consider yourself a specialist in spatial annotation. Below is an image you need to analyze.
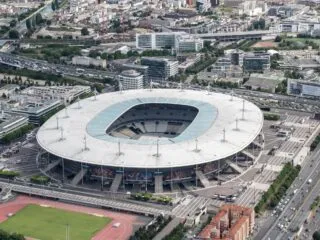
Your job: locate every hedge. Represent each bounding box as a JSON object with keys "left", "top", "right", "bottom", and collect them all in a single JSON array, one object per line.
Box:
[
  {"left": 30, "top": 175, "right": 50, "bottom": 184},
  {"left": 0, "top": 170, "right": 20, "bottom": 179},
  {"left": 1, "top": 124, "right": 34, "bottom": 143},
  {"left": 264, "top": 113, "right": 280, "bottom": 121},
  {"left": 0, "top": 229, "right": 24, "bottom": 240}
]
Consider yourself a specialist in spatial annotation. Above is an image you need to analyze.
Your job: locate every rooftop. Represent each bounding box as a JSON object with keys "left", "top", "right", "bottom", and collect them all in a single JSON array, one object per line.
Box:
[{"left": 36, "top": 89, "right": 263, "bottom": 169}]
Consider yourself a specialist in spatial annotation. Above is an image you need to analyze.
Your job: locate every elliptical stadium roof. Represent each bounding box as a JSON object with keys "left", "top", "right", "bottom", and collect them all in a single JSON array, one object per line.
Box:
[{"left": 36, "top": 89, "right": 263, "bottom": 169}]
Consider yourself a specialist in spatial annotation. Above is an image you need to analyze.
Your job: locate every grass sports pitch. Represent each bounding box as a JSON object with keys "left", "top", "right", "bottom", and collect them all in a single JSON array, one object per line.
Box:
[{"left": 0, "top": 204, "right": 112, "bottom": 240}]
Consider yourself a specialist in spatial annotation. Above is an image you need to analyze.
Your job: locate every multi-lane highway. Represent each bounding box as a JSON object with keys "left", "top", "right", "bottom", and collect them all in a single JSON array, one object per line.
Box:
[
  {"left": 255, "top": 146, "right": 320, "bottom": 240},
  {"left": 0, "top": 52, "right": 116, "bottom": 80}
]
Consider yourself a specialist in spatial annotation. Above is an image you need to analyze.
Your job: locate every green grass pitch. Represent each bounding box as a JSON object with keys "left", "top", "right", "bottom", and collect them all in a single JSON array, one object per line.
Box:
[{"left": 0, "top": 204, "right": 112, "bottom": 240}]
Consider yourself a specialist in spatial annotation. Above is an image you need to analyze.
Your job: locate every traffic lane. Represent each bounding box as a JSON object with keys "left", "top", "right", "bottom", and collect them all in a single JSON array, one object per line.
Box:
[
  {"left": 260, "top": 149, "right": 320, "bottom": 240},
  {"left": 277, "top": 162, "right": 320, "bottom": 239}
]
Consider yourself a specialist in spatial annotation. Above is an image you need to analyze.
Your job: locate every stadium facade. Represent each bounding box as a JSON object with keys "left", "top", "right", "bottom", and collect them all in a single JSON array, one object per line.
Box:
[{"left": 36, "top": 89, "right": 264, "bottom": 193}]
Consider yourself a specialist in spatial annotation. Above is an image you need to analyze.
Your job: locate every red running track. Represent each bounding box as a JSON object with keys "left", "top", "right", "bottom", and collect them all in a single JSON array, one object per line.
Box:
[{"left": 0, "top": 195, "right": 146, "bottom": 240}]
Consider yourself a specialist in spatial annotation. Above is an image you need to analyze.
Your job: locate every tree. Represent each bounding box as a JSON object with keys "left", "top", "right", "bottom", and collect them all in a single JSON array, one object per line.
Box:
[
  {"left": 275, "top": 35, "right": 282, "bottom": 42},
  {"left": 55, "top": 0, "right": 59, "bottom": 9},
  {"left": 81, "top": 27, "right": 89, "bottom": 36},
  {"left": 35, "top": 13, "right": 43, "bottom": 25},
  {"left": 8, "top": 30, "right": 19, "bottom": 39},
  {"left": 313, "top": 231, "right": 320, "bottom": 240},
  {"left": 51, "top": 1, "right": 56, "bottom": 11},
  {"left": 31, "top": 17, "right": 36, "bottom": 29},
  {"left": 26, "top": 18, "right": 32, "bottom": 30},
  {"left": 9, "top": 19, "right": 17, "bottom": 28}
]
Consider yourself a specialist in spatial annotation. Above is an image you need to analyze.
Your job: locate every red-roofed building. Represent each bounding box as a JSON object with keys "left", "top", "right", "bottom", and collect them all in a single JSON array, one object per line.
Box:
[{"left": 198, "top": 204, "right": 254, "bottom": 240}]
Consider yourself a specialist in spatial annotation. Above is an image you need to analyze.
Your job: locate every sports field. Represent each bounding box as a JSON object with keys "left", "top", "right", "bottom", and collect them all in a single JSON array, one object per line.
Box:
[{"left": 0, "top": 204, "right": 112, "bottom": 240}]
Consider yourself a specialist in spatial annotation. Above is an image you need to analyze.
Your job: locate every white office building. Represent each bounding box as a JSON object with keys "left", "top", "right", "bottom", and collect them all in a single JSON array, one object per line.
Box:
[
  {"left": 287, "top": 79, "right": 320, "bottom": 97},
  {"left": 136, "top": 32, "right": 203, "bottom": 52},
  {"left": 176, "top": 35, "right": 204, "bottom": 52},
  {"left": 117, "top": 70, "right": 144, "bottom": 90},
  {"left": 72, "top": 56, "right": 106, "bottom": 68},
  {"left": 21, "top": 85, "right": 91, "bottom": 103}
]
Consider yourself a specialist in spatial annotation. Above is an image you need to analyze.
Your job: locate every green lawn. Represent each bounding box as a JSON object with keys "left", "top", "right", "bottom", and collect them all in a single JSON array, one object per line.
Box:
[
  {"left": 287, "top": 38, "right": 320, "bottom": 44},
  {"left": 0, "top": 204, "right": 112, "bottom": 240}
]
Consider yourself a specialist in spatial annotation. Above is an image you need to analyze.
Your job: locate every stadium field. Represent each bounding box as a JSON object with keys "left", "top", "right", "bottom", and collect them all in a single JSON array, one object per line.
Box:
[{"left": 0, "top": 204, "right": 112, "bottom": 240}]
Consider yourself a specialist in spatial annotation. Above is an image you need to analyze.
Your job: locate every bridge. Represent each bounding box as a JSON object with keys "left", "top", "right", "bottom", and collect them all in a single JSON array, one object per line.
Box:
[
  {"left": 196, "top": 30, "right": 277, "bottom": 41},
  {"left": 0, "top": 181, "right": 171, "bottom": 216}
]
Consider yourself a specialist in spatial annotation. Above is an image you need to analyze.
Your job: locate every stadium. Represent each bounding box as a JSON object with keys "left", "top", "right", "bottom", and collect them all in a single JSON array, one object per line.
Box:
[{"left": 36, "top": 89, "right": 264, "bottom": 193}]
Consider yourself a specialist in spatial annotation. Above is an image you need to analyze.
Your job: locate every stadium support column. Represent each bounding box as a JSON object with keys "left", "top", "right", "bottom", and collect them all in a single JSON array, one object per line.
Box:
[
  {"left": 62, "top": 157, "right": 65, "bottom": 183},
  {"left": 122, "top": 161, "right": 125, "bottom": 191},
  {"left": 81, "top": 162, "right": 84, "bottom": 185},
  {"left": 145, "top": 168, "right": 148, "bottom": 192},
  {"left": 218, "top": 159, "right": 220, "bottom": 182},
  {"left": 195, "top": 164, "right": 198, "bottom": 188},
  {"left": 169, "top": 161, "right": 173, "bottom": 191},
  {"left": 101, "top": 159, "right": 104, "bottom": 191}
]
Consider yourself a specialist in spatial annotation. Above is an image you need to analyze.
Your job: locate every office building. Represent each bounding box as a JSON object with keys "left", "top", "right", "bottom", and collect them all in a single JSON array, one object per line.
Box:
[
  {"left": 176, "top": 34, "right": 204, "bottom": 52},
  {"left": 121, "top": 64, "right": 149, "bottom": 85},
  {"left": 21, "top": 86, "right": 91, "bottom": 104},
  {"left": 136, "top": 32, "right": 203, "bottom": 52},
  {"left": 117, "top": 70, "right": 144, "bottom": 90},
  {"left": 0, "top": 84, "right": 19, "bottom": 98},
  {"left": 8, "top": 95, "right": 62, "bottom": 125},
  {"left": 72, "top": 56, "right": 106, "bottom": 68},
  {"left": 243, "top": 53, "right": 270, "bottom": 73},
  {"left": 141, "top": 57, "right": 178, "bottom": 83},
  {"left": 210, "top": 0, "right": 219, "bottom": 7},
  {"left": 287, "top": 79, "right": 320, "bottom": 97},
  {"left": 198, "top": 205, "right": 255, "bottom": 240},
  {"left": 196, "top": 0, "right": 211, "bottom": 12},
  {"left": 0, "top": 111, "right": 28, "bottom": 139}
]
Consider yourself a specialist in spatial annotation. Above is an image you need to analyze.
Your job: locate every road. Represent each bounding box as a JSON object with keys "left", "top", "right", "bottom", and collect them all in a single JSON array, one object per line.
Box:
[
  {"left": 255, "top": 147, "right": 320, "bottom": 240},
  {"left": 167, "top": 82, "right": 320, "bottom": 112},
  {"left": 0, "top": 52, "right": 116, "bottom": 80},
  {"left": 0, "top": 180, "right": 171, "bottom": 216}
]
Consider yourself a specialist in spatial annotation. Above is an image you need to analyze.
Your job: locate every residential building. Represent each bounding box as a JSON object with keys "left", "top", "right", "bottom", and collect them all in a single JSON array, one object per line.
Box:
[
  {"left": 117, "top": 70, "right": 144, "bottom": 90},
  {"left": 141, "top": 57, "right": 178, "bottom": 83},
  {"left": 72, "top": 56, "right": 106, "bottom": 68},
  {"left": 287, "top": 78, "right": 320, "bottom": 97},
  {"left": 198, "top": 204, "right": 255, "bottom": 240},
  {"left": 243, "top": 53, "right": 270, "bottom": 73}
]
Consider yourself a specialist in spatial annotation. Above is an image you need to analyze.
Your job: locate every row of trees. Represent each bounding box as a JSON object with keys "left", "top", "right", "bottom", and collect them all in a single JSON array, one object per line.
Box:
[
  {"left": 51, "top": 0, "right": 60, "bottom": 11},
  {"left": 186, "top": 55, "right": 217, "bottom": 74},
  {"left": 163, "top": 223, "right": 186, "bottom": 240},
  {"left": 130, "top": 215, "right": 171, "bottom": 240},
  {"left": 26, "top": 13, "right": 44, "bottom": 31},
  {"left": 310, "top": 135, "right": 320, "bottom": 151},
  {"left": 2, "top": 124, "right": 34, "bottom": 144},
  {"left": 39, "top": 105, "right": 64, "bottom": 125},
  {"left": 0, "top": 230, "right": 24, "bottom": 240},
  {"left": 264, "top": 113, "right": 280, "bottom": 121},
  {"left": 30, "top": 175, "right": 50, "bottom": 184},
  {"left": 255, "top": 163, "right": 301, "bottom": 214},
  {"left": 88, "top": 49, "right": 172, "bottom": 61},
  {"left": 248, "top": 18, "right": 266, "bottom": 30},
  {"left": 131, "top": 192, "right": 172, "bottom": 205},
  {"left": 0, "top": 170, "right": 20, "bottom": 179}
]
